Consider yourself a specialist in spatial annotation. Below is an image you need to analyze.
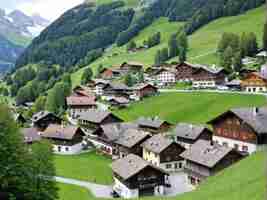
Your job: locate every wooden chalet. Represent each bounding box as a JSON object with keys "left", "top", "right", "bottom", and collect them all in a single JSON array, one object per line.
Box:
[
  {"left": 32, "top": 111, "right": 62, "bottom": 131},
  {"left": 108, "top": 97, "right": 130, "bottom": 108},
  {"left": 136, "top": 117, "right": 172, "bottom": 134},
  {"left": 111, "top": 154, "right": 168, "bottom": 198},
  {"left": 174, "top": 123, "right": 212, "bottom": 149},
  {"left": 120, "top": 62, "right": 144, "bottom": 73},
  {"left": 192, "top": 66, "right": 227, "bottom": 88},
  {"left": 114, "top": 129, "right": 151, "bottom": 159},
  {"left": 42, "top": 124, "right": 87, "bottom": 154},
  {"left": 208, "top": 107, "right": 267, "bottom": 154},
  {"left": 100, "top": 68, "right": 123, "bottom": 80},
  {"left": 181, "top": 140, "right": 243, "bottom": 185},
  {"left": 131, "top": 83, "right": 158, "bottom": 100},
  {"left": 22, "top": 127, "right": 41, "bottom": 144},
  {"left": 241, "top": 72, "right": 267, "bottom": 93},
  {"left": 153, "top": 68, "right": 176, "bottom": 85},
  {"left": 94, "top": 79, "right": 110, "bottom": 96},
  {"left": 72, "top": 85, "right": 94, "bottom": 97},
  {"left": 66, "top": 95, "right": 97, "bottom": 119},
  {"left": 102, "top": 82, "right": 131, "bottom": 98},
  {"left": 175, "top": 62, "right": 199, "bottom": 82},
  {"left": 142, "top": 134, "right": 185, "bottom": 172}
]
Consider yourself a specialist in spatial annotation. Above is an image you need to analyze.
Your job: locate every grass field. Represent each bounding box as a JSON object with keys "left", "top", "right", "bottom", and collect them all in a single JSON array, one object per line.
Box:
[
  {"left": 114, "top": 92, "right": 266, "bottom": 124},
  {"left": 54, "top": 151, "right": 113, "bottom": 185},
  {"left": 57, "top": 183, "right": 93, "bottom": 200}
]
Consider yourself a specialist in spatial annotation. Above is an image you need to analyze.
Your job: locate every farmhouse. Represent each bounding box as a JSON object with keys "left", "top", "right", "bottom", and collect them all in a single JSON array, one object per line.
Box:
[
  {"left": 115, "top": 129, "right": 151, "bottom": 159},
  {"left": 131, "top": 83, "right": 158, "bottom": 100},
  {"left": 22, "top": 127, "right": 41, "bottom": 144},
  {"left": 72, "top": 85, "right": 94, "bottom": 97},
  {"left": 42, "top": 124, "right": 87, "bottom": 154},
  {"left": 32, "top": 111, "right": 62, "bottom": 131},
  {"left": 174, "top": 123, "right": 212, "bottom": 149},
  {"left": 153, "top": 68, "right": 176, "bottom": 85},
  {"left": 142, "top": 134, "right": 185, "bottom": 172},
  {"left": 208, "top": 107, "right": 267, "bottom": 154},
  {"left": 100, "top": 68, "right": 123, "bottom": 80},
  {"left": 78, "top": 110, "right": 123, "bottom": 131},
  {"left": 66, "top": 95, "right": 97, "bottom": 119},
  {"left": 111, "top": 154, "right": 168, "bottom": 198},
  {"left": 102, "top": 82, "right": 131, "bottom": 99},
  {"left": 108, "top": 97, "right": 130, "bottom": 108},
  {"left": 136, "top": 117, "right": 172, "bottom": 134},
  {"left": 120, "top": 62, "right": 144, "bottom": 73},
  {"left": 175, "top": 62, "right": 198, "bottom": 82},
  {"left": 94, "top": 79, "right": 110, "bottom": 96},
  {"left": 181, "top": 140, "right": 243, "bottom": 185},
  {"left": 192, "top": 66, "right": 227, "bottom": 89},
  {"left": 241, "top": 72, "right": 267, "bottom": 93}
]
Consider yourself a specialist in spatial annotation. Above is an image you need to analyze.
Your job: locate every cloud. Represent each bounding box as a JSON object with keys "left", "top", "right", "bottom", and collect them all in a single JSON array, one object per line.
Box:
[{"left": 1, "top": 0, "right": 84, "bottom": 21}]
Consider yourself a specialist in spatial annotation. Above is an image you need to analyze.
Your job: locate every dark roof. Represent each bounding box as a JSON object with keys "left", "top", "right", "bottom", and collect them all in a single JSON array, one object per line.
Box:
[
  {"left": 104, "top": 82, "right": 129, "bottom": 90},
  {"left": 111, "top": 154, "right": 167, "bottom": 180},
  {"left": 141, "top": 134, "right": 173, "bottom": 154},
  {"left": 100, "top": 122, "right": 139, "bottom": 142},
  {"left": 66, "top": 96, "right": 96, "bottom": 106},
  {"left": 115, "top": 129, "right": 150, "bottom": 148},
  {"left": 42, "top": 125, "right": 83, "bottom": 140},
  {"left": 193, "top": 65, "right": 225, "bottom": 74},
  {"left": 78, "top": 110, "right": 117, "bottom": 124},
  {"left": 32, "top": 111, "right": 57, "bottom": 123},
  {"left": 132, "top": 83, "right": 158, "bottom": 90},
  {"left": 181, "top": 140, "right": 234, "bottom": 168},
  {"left": 174, "top": 123, "right": 209, "bottom": 140},
  {"left": 136, "top": 117, "right": 171, "bottom": 129},
  {"left": 208, "top": 107, "right": 267, "bottom": 134},
  {"left": 22, "top": 127, "right": 41, "bottom": 143},
  {"left": 109, "top": 97, "right": 129, "bottom": 104}
]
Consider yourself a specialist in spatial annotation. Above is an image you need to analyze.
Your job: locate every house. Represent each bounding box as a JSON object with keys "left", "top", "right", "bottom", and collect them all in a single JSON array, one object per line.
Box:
[
  {"left": 153, "top": 68, "right": 176, "bottom": 85},
  {"left": 111, "top": 154, "right": 168, "bottom": 198},
  {"left": 120, "top": 62, "right": 144, "bottom": 73},
  {"left": 32, "top": 111, "right": 62, "bottom": 131},
  {"left": 131, "top": 83, "right": 158, "bottom": 100},
  {"left": 100, "top": 68, "right": 123, "bottom": 80},
  {"left": 94, "top": 79, "right": 110, "bottom": 96},
  {"left": 241, "top": 72, "right": 267, "bottom": 93},
  {"left": 102, "top": 82, "right": 131, "bottom": 99},
  {"left": 88, "top": 122, "right": 138, "bottom": 156},
  {"left": 226, "top": 79, "right": 242, "bottom": 91},
  {"left": 66, "top": 95, "right": 97, "bottom": 119},
  {"left": 173, "top": 123, "right": 212, "bottom": 149},
  {"left": 175, "top": 62, "right": 199, "bottom": 82},
  {"left": 142, "top": 134, "right": 185, "bottom": 172},
  {"left": 22, "top": 127, "right": 41, "bottom": 144},
  {"left": 192, "top": 66, "right": 227, "bottom": 89},
  {"left": 115, "top": 129, "right": 151, "bottom": 159},
  {"left": 72, "top": 85, "right": 94, "bottom": 97},
  {"left": 181, "top": 140, "right": 243, "bottom": 185},
  {"left": 78, "top": 110, "right": 123, "bottom": 131},
  {"left": 108, "top": 97, "right": 130, "bottom": 108},
  {"left": 208, "top": 107, "right": 267, "bottom": 154},
  {"left": 136, "top": 117, "right": 172, "bottom": 134},
  {"left": 42, "top": 124, "right": 87, "bottom": 154}
]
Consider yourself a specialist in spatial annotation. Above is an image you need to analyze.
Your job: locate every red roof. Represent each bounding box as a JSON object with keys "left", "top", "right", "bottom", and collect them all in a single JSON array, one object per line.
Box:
[{"left": 66, "top": 96, "right": 96, "bottom": 106}]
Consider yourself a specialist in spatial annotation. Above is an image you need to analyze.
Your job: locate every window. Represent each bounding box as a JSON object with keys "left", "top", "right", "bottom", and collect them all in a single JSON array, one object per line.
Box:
[
  {"left": 242, "top": 145, "right": 248, "bottom": 152},
  {"left": 58, "top": 146, "right": 61, "bottom": 152},
  {"left": 166, "top": 164, "right": 172, "bottom": 169},
  {"left": 234, "top": 144, "right": 239, "bottom": 150},
  {"left": 222, "top": 142, "right": 228, "bottom": 147},
  {"left": 65, "top": 147, "right": 69, "bottom": 152},
  {"left": 179, "top": 163, "right": 183, "bottom": 168}
]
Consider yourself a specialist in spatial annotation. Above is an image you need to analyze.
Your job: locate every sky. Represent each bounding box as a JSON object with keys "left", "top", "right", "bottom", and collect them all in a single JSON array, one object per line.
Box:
[{"left": 0, "top": 0, "right": 84, "bottom": 21}]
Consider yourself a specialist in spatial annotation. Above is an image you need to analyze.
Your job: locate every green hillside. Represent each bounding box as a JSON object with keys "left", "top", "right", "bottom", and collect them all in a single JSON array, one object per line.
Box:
[
  {"left": 114, "top": 92, "right": 266, "bottom": 124},
  {"left": 72, "top": 6, "right": 265, "bottom": 86}
]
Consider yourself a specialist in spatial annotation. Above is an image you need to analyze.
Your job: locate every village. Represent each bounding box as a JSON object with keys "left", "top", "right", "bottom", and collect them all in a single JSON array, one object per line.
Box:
[{"left": 13, "top": 47, "right": 267, "bottom": 199}]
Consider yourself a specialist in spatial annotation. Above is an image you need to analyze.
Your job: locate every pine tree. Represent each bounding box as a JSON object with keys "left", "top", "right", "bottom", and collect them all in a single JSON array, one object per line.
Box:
[
  {"left": 168, "top": 34, "right": 179, "bottom": 58},
  {"left": 154, "top": 50, "right": 162, "bottom": 65},
  {"left": 233, "top": 51, "right": 243, "bottom": 72},
  {"left": 127, "top": 40, "right": 137, "bottom": 51},
  {"left": 240, "top": 32, "right": 248, "bottom": 57},
  {"left": 221, "top": 46, "right": 234, "bottom": 73},
  {"left": 138, "top": 70, "right": 144, "bottom": 83},
  {"left": 179, "top": 46, "right": 187, "bottom": 63},
  {"left": 96, "top": 64, "right": 103, "bottom": 78},
  {"left": 263, "top": 22, "right": 267, "bottom": 50},
  {"left": 161, "top": 48, "right": 169, "bottom": 62},
  {"left": 124, "top": 73, "right": 134, "bottom": 87},
  {"left": 81, "top": 68, "right": 93, "bottom": 85}
]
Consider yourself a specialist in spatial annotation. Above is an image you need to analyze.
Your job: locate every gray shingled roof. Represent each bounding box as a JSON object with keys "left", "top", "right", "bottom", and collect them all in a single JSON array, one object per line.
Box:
[
  {"left": 230, "top": 107, "right": 267, "bottom": 134},
  {"left": 42, "top": 125, "right": 83, "bottom": 140},
  {"left": 78, "top": 110, "right": 113, "bottom": 123},
  {"left": 136, "top": 117, "right": 169, "bottom": 129},
  {"left": 22, "top": 127, "right": 41, "bottom": 143},
  {"left": 174, "top": 123, "right": 208, "bottom": 140},
  {"left": 181, "top": 140, "right": 233, "bottom": 168},
  {"left": 111, "top": 154, "right": 167, "bottom": 180},
  {"left": 141, "top": 134, "right": 173, "bottom": 154},
  {"left": 115, "top": 129, "right": 150, "bottom": 148},
  {"left": 32, "top": 111, "right": 54, "bottom": 123}
]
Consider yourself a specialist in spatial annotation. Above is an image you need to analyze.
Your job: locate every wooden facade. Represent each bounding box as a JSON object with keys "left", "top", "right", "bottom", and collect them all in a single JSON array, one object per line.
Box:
[
  {"left": 139, "top": 122, "right": 172, "bottom": 134},
  {"left": 134, "top": 84, "right": 158, "bottom": 99},
  {"left": 192, "top": 68, "right": 226, "bottom": 83},
  {"left": 176, "top": 129, "right": 212, "bottom": 146},
  {"left": 175, "top": 62, "right": 197, "bottom": 81},
  {"left": 241, "top": 72, "right": 267, "bottom": 92},
  {"left": 33, "top": 114, "right": 62, "bottom": 131}
]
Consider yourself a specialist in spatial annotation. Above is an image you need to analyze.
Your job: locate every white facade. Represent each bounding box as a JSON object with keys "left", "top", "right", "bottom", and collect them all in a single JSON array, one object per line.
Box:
[
  {"left": 192, "top": 80, "right": 216, "bottom": 89},
  {"left": 213, "top": 135, "right": 259, "bottom": 154},
  {"left": 87, "top": 137, "right": 113, "bottom": 155},
  {"left": 95, "top": 85, "right": 104, "bottom": 96},
  {"left": 244, "top": 86, "right": 267, "bottom": 93},
  {"left": 53, "top": 142, "right": 85, "bottom": 155},
  {"left": 156, "top": 71, "right": 176, "bottom": 85},
  {"left": 113, "top": 178, "right": 139, "bottom": 199}
]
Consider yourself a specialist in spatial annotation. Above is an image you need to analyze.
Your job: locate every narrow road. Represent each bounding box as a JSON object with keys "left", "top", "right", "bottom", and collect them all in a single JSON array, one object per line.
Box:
[
  {"left": 189, "top": 50, "right": 217, "bottom": 60},
  {"left": 55, "top": 176, "right": 112, "bottom": 198}
]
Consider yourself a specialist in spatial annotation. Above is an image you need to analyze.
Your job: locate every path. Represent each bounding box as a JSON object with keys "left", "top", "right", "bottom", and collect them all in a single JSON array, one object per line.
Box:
[
  {"left": 189, "top": 50, "right": 216, "bottom": 60},
  {"left": 55, "top": 176, "right": 112, "bottom": 198}
]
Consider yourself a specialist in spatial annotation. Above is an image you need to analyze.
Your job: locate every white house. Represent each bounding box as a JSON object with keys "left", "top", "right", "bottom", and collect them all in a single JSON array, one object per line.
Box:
[{"left": 154, "top": 68, "right": 176, "bottom": 85}]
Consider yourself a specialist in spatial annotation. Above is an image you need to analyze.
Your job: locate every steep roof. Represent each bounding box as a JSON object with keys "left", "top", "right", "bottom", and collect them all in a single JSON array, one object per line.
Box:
[
  {"left": 22, "top": 127, "right": 41, "bottom": 143},
  {"left": 78, "top": 110, "right": 116, "bottom": 123},
  {"left": 141, "top": 134, "right": 174, "bottom": 154},
  {"left": 136, "top": 117, "right": 171, "bottom": 129},
  {"left": 174, "top": 123, "right": 209, "bottom": 140},
  {"left": 42, "top": 125, "right": 83, "bottom": 140},
  {"left": 32, "top": 111, "right": 57, "bottom": 123},
  {"left": 181, "top": 140, "right": 234, "bottom": 168},
  {"left": 115, "top": 129, "right": 150, "bottom": 148},
  {"left": 208, "top": 107, "right": 267, "bottom": 134},
  {"left": 111, "top": 154, "right": 167, "bottom": 180},
  {"left": 132, "top": 83, "right": 158, "bottom": 90}
]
